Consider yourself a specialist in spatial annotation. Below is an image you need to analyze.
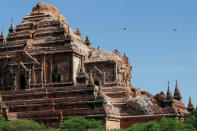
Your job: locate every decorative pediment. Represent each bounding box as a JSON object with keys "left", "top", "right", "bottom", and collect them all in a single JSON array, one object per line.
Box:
[
  {"left": 13, "top": 51, "right": 40, "bottom": 65},
  {"left": 17, "top": 62, "right": 30, "bottom": 76},
  {"left": 6, "top": 61, "right": 30, "bottom": 76}
]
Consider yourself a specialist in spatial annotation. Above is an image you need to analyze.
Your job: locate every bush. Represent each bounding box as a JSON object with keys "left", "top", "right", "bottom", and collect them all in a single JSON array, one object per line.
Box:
[
  {"left": 127, "top": 123, "right": 146, "bottom": 131},
  {"left": 0, "top": 115, "right": 6, "bottom": 130},
  {"left": 127, "top": 121, "right": 159, "bottom": 131},
  {"left": 4, "top": 119, "right": 45, "bottom": 131},
  {"left": 109, "top": 129, "right": 125, "bottom": 131},
  {"left": 47, "top": 128, "right": 60, "bottom": 131},
  {"left": 60, "top": 116, "right": 104, "bottom": 131}
]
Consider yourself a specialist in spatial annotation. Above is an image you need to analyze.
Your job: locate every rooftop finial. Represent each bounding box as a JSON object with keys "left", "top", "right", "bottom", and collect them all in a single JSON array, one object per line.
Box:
[
  {"left": 173, "top": 80, "right": 182, "bottom": 101},
  {"left": 11, "top": 18, "right": 13, "bottom": 25},
  {"left": 189, "top": 97, "right": 193, "bottom": 105},
  {"left": 187, "top": 97, "right": 194, "bottom": 112},
  {"left": 85, "top": 36, "right": 91, "bottom": 46},
  {"left": 76, "top": 28, "right": 81, "bottom": 36},
  {"left": 123, "top": 52, "right": 129, "bottom": 63},
  {"left": 124, "top": 53, "right": 127, "bottom": 57},
  {"left": 167, "top": 81, "right": 171, "bottom": 91},
  {"left": 113, "top": 49, "right": 121, "bottom": 56},
  {"left": 176, "top": 80, "right": 178, "bottom": 87},
  {"left": 166, "top": 81, "right": 172, "bottom": 100},
  {"left": 97, "top": 45, "right": 100, "bottom": 50},
  {"left": 66, "top": 25, "right": 72, "bottom": 41}
]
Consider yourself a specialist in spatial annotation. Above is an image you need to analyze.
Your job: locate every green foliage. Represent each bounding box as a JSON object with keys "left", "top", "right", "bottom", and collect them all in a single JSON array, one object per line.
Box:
[
  {"left": 184, "top": 109, "right": 197, "bottom": 129},
  {"left": 185, "top": 109, "right": 197, "bottom": 118},
  {"left": 109, "top": 129, "right": 125, "bottom": 131},
  {"left": 144, "top": 121, "right": 160, "bottom": 131},
  {"left": 120, "top": 117, "right": 195, "bottom": 131},
  {"left": 0, "top": 115, "right": 6, "bottom": 130},
  {"left": 127, "top": 123, "right": 146, "bottom": 131},
  {"left": 47, "top": 128, "right": 60, "bottom": 131},
  {"left": 185, "top": 116, "right": 197, "bottom": 129},
  {"left": 4, "top": 119, "right": 45, "bottom": 131},
  {"left": 60, "top": 116, "right": 104, "bottom": 131},
  {"left": 0, "top": 114, "right": 196, "bottom": 131},
  {"left": 126, "top": 121, "right": 159, "bottom": 131},
  {"left": 158, "top": 117, "right": 194, "bottom": 131}
]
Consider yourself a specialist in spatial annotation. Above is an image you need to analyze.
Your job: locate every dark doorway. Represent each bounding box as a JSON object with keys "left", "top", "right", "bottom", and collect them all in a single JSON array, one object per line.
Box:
[
  {"left": 20, "top": 74, "right": 26, "bottom": 89},
  {"left": 16, "top": 72, "right": 26, "bottom": 90},
  {"left": 94, "top": 80, "right": 99, "bottom": 86}
]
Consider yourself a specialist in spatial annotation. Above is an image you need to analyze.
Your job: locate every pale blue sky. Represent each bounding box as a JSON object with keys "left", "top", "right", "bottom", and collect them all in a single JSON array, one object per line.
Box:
[{"left": 0, "top": 0, "right": 197, "bottom": 106}]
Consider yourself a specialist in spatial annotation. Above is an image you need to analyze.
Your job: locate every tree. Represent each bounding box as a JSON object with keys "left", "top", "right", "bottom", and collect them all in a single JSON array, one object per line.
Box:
[
  {"left": 60, "top": 116, "right": 104, "bottom": 131},
  {"left": 185, "top": 109, "right": 197, "bottom": 129},
  {"left": 159, "top": 117, "right": 194, "bottom": 131}
]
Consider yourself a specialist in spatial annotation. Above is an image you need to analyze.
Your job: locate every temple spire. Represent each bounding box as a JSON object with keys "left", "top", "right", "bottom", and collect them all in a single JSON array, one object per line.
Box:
[
  {"left": 189, "top": 97, "right": 193, "bottom": 106},
  {"left": 9, "top": 18, "right": 15, "bottom": 33},
  {"left": 173, "top": 80, "right": 182, "bottom": 101},
  {"left": 0, "top": 27, "right": 6, "bottom": 43},
  {"left": 187, "top": 97, "right": 194, "bottom": 112},
  {"left": 166, "top": 81, "right": 172, "bottom": 100},
  {"left": 1, "top": 27, "right": 4, "bottom": 37}
]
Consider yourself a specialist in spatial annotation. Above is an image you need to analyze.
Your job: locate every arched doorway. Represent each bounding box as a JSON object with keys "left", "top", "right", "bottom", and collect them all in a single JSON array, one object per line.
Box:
[{"left": 16, "top": 72, "right": 26, "bottom": 90}]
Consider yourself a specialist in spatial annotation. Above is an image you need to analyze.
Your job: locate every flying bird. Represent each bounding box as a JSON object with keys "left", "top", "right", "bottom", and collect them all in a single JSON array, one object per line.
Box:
[{"left": 173, "top": 29, "right": 176, "bottom": 32}]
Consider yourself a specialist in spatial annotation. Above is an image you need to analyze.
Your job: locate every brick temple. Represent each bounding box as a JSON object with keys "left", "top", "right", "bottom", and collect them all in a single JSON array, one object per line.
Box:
[{"left": 0, "top": 3, "right": 194, "bottom": 130}]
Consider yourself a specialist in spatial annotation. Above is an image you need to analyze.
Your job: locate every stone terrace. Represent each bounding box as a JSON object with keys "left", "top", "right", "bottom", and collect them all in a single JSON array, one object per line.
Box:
[{"left": 0, "top": 85, "right": 106, "bottom": 128}]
